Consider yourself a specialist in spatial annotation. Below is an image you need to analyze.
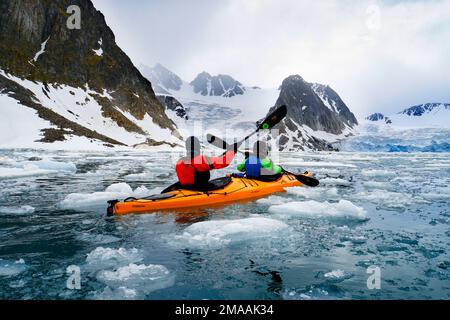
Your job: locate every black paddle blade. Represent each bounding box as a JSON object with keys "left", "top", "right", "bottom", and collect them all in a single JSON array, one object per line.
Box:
[
  {"left": 258, "top": 105, "right": 287, "bottom": 130},
  {"left": 206, "top": 134, "right": 230, "bottom": 149},
  {"left": 295, "top": 174, "right": 320, "bottom": 187}
]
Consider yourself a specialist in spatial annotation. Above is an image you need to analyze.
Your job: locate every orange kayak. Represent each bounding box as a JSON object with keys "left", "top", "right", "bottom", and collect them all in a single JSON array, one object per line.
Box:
[{"left": 107, "top": 173, "right": 311, "bottom": 216}]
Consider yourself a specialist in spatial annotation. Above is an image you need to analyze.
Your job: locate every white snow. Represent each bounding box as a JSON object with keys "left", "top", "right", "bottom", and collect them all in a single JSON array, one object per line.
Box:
[
  {"left": 93, "top": 38, "right": 103, "bottom": 56},
  {"left": 0, "top": 94, "right": 55, "bottom": 147},
  {"left": 268, "top": 200, "right": 368, "bottom": 221},
  {"left": 31, "top": 37, "right": 50, "bottom": 63},
  {"left": 59, "top": 183, "right": 154, "bottom": 209},
  {"left": 171, "top": 218, "right": 288, "bottom": 249},
  {"left": 0, "top": 69, "right": 179, "bottom": 150}
]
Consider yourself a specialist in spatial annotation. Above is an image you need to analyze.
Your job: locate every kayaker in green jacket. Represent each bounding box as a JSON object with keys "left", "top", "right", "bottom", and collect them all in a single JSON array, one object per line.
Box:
[{"left": 237, "top": 141, "right": 282, "bottom": 179}]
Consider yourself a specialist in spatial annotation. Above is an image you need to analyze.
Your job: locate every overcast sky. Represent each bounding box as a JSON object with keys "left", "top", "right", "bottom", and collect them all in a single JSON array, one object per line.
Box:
[{"left": 92, "top": 0, "right": 450, "bottom": 117}]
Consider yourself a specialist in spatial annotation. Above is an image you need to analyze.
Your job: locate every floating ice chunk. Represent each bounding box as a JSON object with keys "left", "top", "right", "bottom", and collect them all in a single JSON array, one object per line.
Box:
[
  {"left": 314, "top": 168, "right": 341, "bottom": 176},
  {"left": 361, "top": 169, "right": 395, "bottom": 178},
  {"left": 0, "top": 165, "right": 53, "bottom": 179},
  {"left": 172, "top": 218, "right": 288, "bottom": 249},
  {"left": 123, "top": 172, "right": 154, "bottom": 181},
  {"left": 97, "top": 263, "right": 174, "bottom": 294},
  {"left": 320, "top": 178, "right": 352, "bottom": 186},
  {"left": 95, "top": 286, "right": 140, "bottom": 300},
  {"left": 354, "top": 189, "right": 414, "bottom": 209},
  {"left": 269, "top": 200, "right": 368, "bottom": 221},
  {"left": 59, "top": 183, "right": 153, "bottom": 209},
  {"left": 17, "top": 160, "right": 77, "bottom": 173},
  {"left": 0, "top": 205, "right": 35, "bottom": 214},
  {"left": 281, "top": 161, "right": 356, "bottom": 168},
  {"left": 363, "top": 181, "right": 392, "bottom": 190},
  {"left": 85, "top": 247, "right": 143, "bottom": 271},
  {"left": 286, "top": 187, "right": 339, "bottom": 200},
  {"left": 0, "top": 160, "right": 76, "bottom": 179},
  {"left": 256, "top": 195, "right": 286, "bottom": 205},
  {"left": 0, "top": 259, "right": 26, "bottom": 277},
  {"left": 324, "top": 269, "right": 346, "bottom": 279}
]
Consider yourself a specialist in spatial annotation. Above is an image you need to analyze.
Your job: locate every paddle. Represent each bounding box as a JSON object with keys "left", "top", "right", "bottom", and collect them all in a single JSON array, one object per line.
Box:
[
  {"left": 207, "top": 105, "right": 287, "bottom": 148},
  {"left": 206, "top": 134, "right": 320, "bottom": 187}
]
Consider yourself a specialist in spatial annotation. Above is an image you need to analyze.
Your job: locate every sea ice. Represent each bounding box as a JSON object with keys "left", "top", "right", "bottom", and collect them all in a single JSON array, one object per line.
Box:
[
  {"left": 172, "top": 218, "right": 288, "bottom": 249},
  {"left": 268, "top": 200, "right": 368, "bottom": 221}
]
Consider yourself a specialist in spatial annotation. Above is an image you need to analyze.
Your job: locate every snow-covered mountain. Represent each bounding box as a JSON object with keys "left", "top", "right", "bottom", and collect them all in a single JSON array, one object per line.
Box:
[
  {"left": 0, "top": 0, "right": 182, "bottom": 150},
  {"left": 190, "top": 72, "right": 245, "bottom": 98},
  {"left": 366, "top": 103, "right": 450, "bottom": 128},
  {"left": 340, "top": 103, "right": 450, "bottom": 152},
  {"left": 139, "top": 63, "right": 280, "bottom": 141},
  {"left": 141, "top": 64, "right": 358, "bottom": 151},
  {"left": 267, "top": 75, "right": 358, "bottom": 151}
]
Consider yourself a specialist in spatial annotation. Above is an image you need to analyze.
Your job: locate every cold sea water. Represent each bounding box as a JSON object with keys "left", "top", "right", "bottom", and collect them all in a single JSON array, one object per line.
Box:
[{"left": 0, "top": 149, "right": 449, "bottom": 299}]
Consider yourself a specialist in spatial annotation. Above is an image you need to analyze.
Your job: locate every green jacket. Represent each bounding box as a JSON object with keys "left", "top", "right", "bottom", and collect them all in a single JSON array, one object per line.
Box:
[{"left": 237, "top": 156, "right": 282, "bottom": 176}]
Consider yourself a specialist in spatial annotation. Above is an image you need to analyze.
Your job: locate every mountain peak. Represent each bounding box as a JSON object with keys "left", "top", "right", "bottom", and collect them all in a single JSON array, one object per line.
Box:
[
  {"left": 366, "top": 113, "right": 385, "bottom": 121},
  {"left": 399, "top": 103, "right": 450, "bottom": 117},
  {"left": 190, "top": 72, "right": 245, "bottom": 98},
  {"left": 140, "top": 63, "right": 183, "bottom": 94}
]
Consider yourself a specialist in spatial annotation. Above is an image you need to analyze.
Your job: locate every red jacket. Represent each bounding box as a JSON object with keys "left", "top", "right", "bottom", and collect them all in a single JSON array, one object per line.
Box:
[{"left": 176, "top": 150, "right": 235, "bottom": 186}]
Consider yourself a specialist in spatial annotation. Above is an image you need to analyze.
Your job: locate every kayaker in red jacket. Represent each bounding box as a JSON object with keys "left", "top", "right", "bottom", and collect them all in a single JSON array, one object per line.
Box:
[{"left": 176, "top": 136, "right": 238, "bottom": 190}]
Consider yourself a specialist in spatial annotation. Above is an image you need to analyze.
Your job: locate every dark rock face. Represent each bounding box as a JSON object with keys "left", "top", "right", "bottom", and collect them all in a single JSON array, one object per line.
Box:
[
  {"left": 266, "top": 75, "right": 357, "bottom": 151},
  {"left": 399, "top": 103, "right": 450, "bottom": 116},
  {"left": 0, "top": 0, "right": 177, "bottom": 144},
  {"left": 273, "top": 75, "right": 356, "bottom": 134},
  {"left": 311, "top": 83, "right": 358, "bottom": 127},
  {"left": 366, "top": 113, "right": 385, "bottom": 121},
  {"left": 190, "top": 72, "right": 246, "bottom": 97},
  {"left": 156, "top": 95, "right": 188, "bottom": 119},
  {"left": 141, "top": 63, "right": 183, "bottom": 94}
]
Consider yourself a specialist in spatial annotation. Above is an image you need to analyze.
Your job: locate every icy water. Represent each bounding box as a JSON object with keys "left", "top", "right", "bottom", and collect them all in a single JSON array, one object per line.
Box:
[{"left": 0, "top": 149, "right": 449, "bottom": 300}]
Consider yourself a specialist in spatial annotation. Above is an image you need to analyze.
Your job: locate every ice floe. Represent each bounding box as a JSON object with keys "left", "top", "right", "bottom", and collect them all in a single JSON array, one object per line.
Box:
[
  {"left": 59, "top": 183, "right": 158, "bottom": 209},
  {"left": 286, "top": 186, "right": 339, "bottom": 200},
  {"left": 268, "top": 200, "right": 368, "bottom": 221},
  {"left": 361, "top": 169, "right": 396, "bottom": 178},
  {"left": 0, "top": 160, "right": 76, "bottom": 179},
  {"left": 171, "top": 218, "right": 288, "bottom": 248},
  {"left": 85, "top": 247, "right": 143, "bottom": 271},
  {"left": 354, "top": 189, "right": 415, "bottom": 209},
  {"left": 320, "top": 178, "right": 352, "bottom": 187},
  {"left": 0, "top": 205, "right": 35, "bottom": 214},
  {"left": 97, "top": 263, "right": 174, "bottom": 294},
  {"left": 0, "top": 259, "right": 27, "bottom": 277}
]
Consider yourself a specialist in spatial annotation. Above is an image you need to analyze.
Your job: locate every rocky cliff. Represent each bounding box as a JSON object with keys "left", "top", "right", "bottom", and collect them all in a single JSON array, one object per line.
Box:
[
  {"left": 0, "top": 0, "right": 180, "bottom": 148},
  {"left": 267, "top": 75, "right": 358, "bottom": 151}
]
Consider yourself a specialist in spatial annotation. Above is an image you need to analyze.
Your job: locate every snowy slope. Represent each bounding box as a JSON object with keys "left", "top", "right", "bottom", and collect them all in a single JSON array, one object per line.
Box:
[
  {"left": 340, "top": 103, "right": 450, "bottom": 152},
  {"left": 140, "top": 64, "right": 280, "bottom": 141},
  {"left": 0, "top": 69, "right": 180, "bottom": 150}
]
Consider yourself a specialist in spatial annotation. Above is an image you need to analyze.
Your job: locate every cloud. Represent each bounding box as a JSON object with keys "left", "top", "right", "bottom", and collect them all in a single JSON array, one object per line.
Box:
[{"left": 92, "top": 0, "right": 450, "bottom": 117}]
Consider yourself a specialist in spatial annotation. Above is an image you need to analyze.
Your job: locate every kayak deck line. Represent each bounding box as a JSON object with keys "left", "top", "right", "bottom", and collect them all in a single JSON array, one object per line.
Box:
[{"left": 107, "top": 172, "right": 311, "bottom": 216}]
